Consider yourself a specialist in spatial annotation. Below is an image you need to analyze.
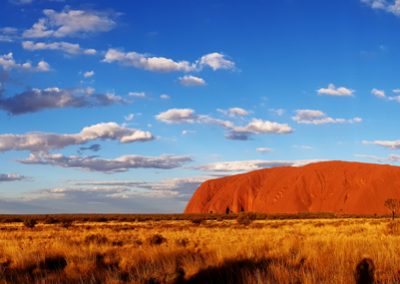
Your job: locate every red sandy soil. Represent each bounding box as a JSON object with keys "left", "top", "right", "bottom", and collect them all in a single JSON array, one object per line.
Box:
[{"left": 185, "top": 161, "right": 400, "bottom": 214}]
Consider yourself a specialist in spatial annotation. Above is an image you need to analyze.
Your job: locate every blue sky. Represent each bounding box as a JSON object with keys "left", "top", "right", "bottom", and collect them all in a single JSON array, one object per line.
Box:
[{"left": 1, "top": 0, "right": 400, "bottom": 213}]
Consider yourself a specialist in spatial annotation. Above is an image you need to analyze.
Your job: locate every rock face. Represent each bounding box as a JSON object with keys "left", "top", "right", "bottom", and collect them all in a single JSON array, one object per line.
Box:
[{"left": 185, "top": 161, "right": 400, "bottom": 214}]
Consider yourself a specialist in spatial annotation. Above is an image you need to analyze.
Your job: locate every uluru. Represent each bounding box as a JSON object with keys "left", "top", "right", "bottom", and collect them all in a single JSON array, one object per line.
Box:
[{"left": 185, "top": 161, "right": 400, "bottom": 215}]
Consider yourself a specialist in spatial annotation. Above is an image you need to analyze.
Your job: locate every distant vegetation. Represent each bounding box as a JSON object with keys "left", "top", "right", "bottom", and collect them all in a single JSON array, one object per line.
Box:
[
  {"left": 0, "top": 212, "right": 394, "bottom": 224},
  {"left": 0, "top": 214, "right": 399, "bottom": 282}
]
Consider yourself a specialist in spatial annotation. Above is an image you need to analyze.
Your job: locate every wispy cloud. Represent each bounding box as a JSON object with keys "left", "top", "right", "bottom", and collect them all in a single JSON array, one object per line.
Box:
[
  {"left": 356, "top": 153, "right": 400, "bottom": 163},
  {"left": 0, "top": 27, "right": 19, "bottom": 42},
  {"left": 292, "top": 109, "right": 362, "bottom": 125},
  {"left": 196, "top": 159, "right": 321, "bottom": 173},
  {"left": 256, "top": 147, "right": 272, "bottom": 153},
  {"left": 22, "top": 41, "right": 96, "bottom": 55},
  {"left": 362, "top": 139, "right": 400, "bottom": 149},
  {"left": 218, "top": 107, "right": 250, "bottom": 117},
  {"left": 20, "top": 153, "right": 192, "bottom": 172}
]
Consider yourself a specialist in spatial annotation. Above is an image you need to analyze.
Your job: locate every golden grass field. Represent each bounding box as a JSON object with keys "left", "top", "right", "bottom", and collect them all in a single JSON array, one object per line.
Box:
[{"left": 0, "top": 215, "right": 399, "bottom": 283}]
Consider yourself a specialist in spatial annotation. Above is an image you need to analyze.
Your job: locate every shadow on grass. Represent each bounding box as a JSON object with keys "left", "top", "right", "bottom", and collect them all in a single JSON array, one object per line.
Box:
[{"left": 181, "top": 258, "right": 272, "bottom": 284}]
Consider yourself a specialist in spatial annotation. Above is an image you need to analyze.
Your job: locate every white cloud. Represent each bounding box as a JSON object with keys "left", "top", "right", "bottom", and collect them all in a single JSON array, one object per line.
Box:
[
  {"left": 103, "top": 48, "right": 195, "bottom": 72},
  {"left": 371, "top": 88, "right": 385, "bottom": 98},
  {"left": 22, "top": 41, "right": 96, "bottom": 55},
  {"left": 160, "top": 94, "right": 170, "bottom": 100},
  {"left": 156, "top": 108, "right": 198, "bottom": 124},
  {"left": 362, "top": 139, "right": 400, "bottom": 149},
  {"left": 196, "top": 159, "right": 321, "bottom": 173},
  {"left": 256, "top": 147, "right": 272, "bottom": 153},
  {"left": 371, "top": 88, "right": 400, "bottom": 103},
  {"left": 227, "top": 119, "right": 293, "bottom": 140},
  {"left": 0, "top": 52, "right": 50, "bottom": 72},
  {"left": 23, "top": 8, "right": 116, "bottom": 38},
  {"left": 128, "top": 91, "right": 146, "bottom": 98},
  {"left": 218, "top": 107, "right": 249, "bottom": 117},
  {"left": 198, "top": 52, "right": 235, "bottom": 70},
  {"left": 103, "top": 49, "right": 235, "bottom": 72},
  {"left": 179, "top": 75, "right": 206, "bottom": 86},
  {"left": 317, "top": 84, "right": 354, "bottom": 96},
  {"left": 20, "top": 153, "right": 191, "bottom": 172},
  {"left": 156, "top": 108, "right": 292, "bottom": 140},
  {"left": 292, "top": 109, "right": 362, "bottom": 125},
  {"left": 361, "top": 0, "right": 400, "bottom": 16},
  {"left": 83, "top": 70, "right": 94, "bottom": 78},
  {"left": 0, "top": 122, "right": 154, "bottom": 153}
]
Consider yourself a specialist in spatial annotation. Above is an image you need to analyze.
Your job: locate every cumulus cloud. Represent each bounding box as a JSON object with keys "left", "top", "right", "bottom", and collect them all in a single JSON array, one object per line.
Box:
[
  {"left": 227, "top": 119, "right": 293, "bottom": 140},
  {"left": 361, "top": 0, "right": 400, "bottom": 16},
  {"left": 362, "top": 139, "right": 400, "bottom": 149},
  {"left": 0, "top": 122, "right": 154, "bottom": 153},
  {"left": 371, "top": 88, "right": 385, "bottom": 98},
  {"left": 103, "top": 49, "right": 235, "bottom": 72},
  {"left": 179, "top": 75, "right": 206, "bottom": 86},
  {"left": 0, "top": 173, "right": 27, "bottom": 182},
  {"left": 218, "top": 107, "right": 249, "bottom": 117},
  {"left": 22, "top": 41, "right": 96, "bottom": 55},
  {"left": 0, "top": 87, "right": 125, "bottom": 115},
  {"left": 292, "top": 109, "right": 362, "bottom": 125},
  {"left": 160, "top": 94, "right": 170, "bottom": 100},
  {"left": 20, "top": 152, "right": 191, "bottom": 172},
  {"left": 83, "top": 70, "right": 94, "bottom": 78},
  {"left": 196, "top": 159, "right": 321, "bottom": 173},
  {"left": 317, "top": 84, "right": 354, "bottom": 96},
  {"left": 198, "top": 52, "right": 235, "bottom": 70},
  {"left": 0, "top": 52, "right": 50, "bottom": 72},
  {"left": 156, "top": 108, "right": 199, "bottom": 124},
  {"left": 23, "top": 8, "right": 116, "bottom": 38},
  {"left": 156, "top": 108, "right": 292, "bottom": 140}
]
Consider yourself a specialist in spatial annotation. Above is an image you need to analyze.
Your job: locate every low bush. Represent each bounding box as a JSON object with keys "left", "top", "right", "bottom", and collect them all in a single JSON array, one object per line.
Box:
[
  {"left": 23, "top": 219, "right": 37, "bottom": 228},
  {"left": 237, "top": 213, "right": 257, "bottom": 226}
]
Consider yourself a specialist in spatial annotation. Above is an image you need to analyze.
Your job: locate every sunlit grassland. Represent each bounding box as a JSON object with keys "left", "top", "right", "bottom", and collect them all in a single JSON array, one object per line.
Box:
[{"left": 0, "top": 216, "right": 399, "bottom": 283}]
